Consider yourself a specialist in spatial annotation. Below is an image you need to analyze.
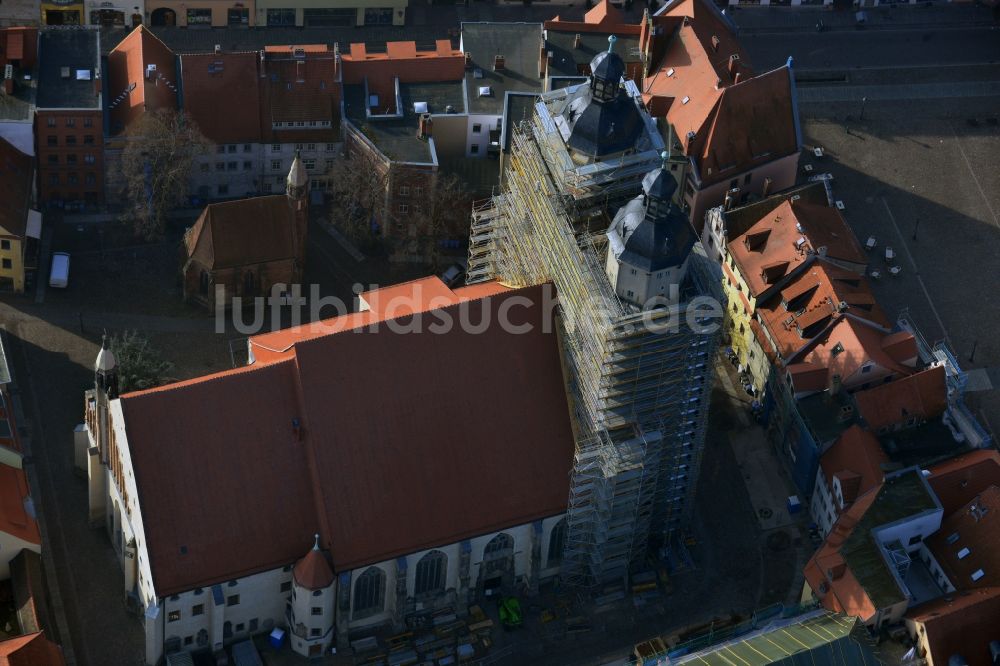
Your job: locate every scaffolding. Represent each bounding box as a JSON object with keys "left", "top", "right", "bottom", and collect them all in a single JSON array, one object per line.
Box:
[{"left": 468, "top": 101, "right": 719, "bottom": 588}]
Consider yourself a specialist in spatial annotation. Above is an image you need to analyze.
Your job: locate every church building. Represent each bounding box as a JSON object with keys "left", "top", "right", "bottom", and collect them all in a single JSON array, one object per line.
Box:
[
  {"left": 181, "top": 154, "right": 309, "bottom": 309},
  {"left": 78, "top": 278, "right": 575, "bottom": 664}
]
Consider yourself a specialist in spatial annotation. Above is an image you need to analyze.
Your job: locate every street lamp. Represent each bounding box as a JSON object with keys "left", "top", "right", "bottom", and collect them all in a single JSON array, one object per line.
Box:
[{"left": 859, "top": 97, "right": 867, "bottom": 122}]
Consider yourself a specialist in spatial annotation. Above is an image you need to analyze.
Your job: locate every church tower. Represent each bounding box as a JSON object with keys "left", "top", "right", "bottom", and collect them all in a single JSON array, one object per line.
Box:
[
  {"left": 286, "top": 152, "right": 309, "bottom": 279},
  {"left": 88, "top": 334, "right": 118, "bottom": 527},
  {"left": 605, "top": 153, "right": 696, "bottom": 308},
  {"left": 289, "top": 534, "right": 335, "bottom": 657}
]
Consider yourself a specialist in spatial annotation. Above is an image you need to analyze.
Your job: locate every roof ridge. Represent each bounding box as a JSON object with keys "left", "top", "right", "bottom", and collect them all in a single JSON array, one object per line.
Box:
[{"left": 120, "top": 355, "right": 294, "bottom": 401}]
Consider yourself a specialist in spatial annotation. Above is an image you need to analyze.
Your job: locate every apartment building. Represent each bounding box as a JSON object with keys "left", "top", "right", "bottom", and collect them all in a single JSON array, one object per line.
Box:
[{"left": 34, "top": 28, "right": 104, "bottom": 208}]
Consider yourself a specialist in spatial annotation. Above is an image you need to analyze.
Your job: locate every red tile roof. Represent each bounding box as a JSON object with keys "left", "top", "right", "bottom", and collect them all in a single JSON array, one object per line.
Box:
[
  {"left": 855, "top": 365, "right": 947, "bottom": 431},
  {"left": 641, "top": 0, "right": 796, "bottom": 182},
  {"left": 787, "top": 315, "right": 915, "bottom": 393},
  {"left": 756, "top": 262, "right": 886, "bottom": 361},
  {"left": 184, "top": 196, "right": 300, "bottom": 270},
  {"left": 803, "top": 488, "right": 880, "bottom": 622},
  {"left": 261, "top": 47, "right": 340, "bottom": 135},
  {"left": 928, "top": 485, "right": 1000, "bottom": 589},
  {"left": 0, "top": 632, "right": 65, "bottom": 666},
  {"left": 180, "top": 52, "right": 262, "bottom": 144},
  {"left": 0, "top": 137, "right": 32, "bottom": 240},
  {"left": 819, "top": 425, "right": 887, "bottom": 505},
  {"left": 107, "top": 26, "right": 177, "bottom": 135},
  {"left": 728, "top": 200, "right": 867, "bottom": 299},
  {"left": 293, "top": 546, "right": 334, "bottom": 590},
  {"left": 927, "top": 450, "right": 1000, "bottom": 515},
  {"left": 0, "top": 463, "right": 40, "bottom": 547},
  {"left": 584, "top": 0, "right": 627, "bottom": 27},
  {"left": 119, "top": 282, "right": 574, "bottom": 594},
  {"left": 907, "top": 587, "right": 1000, "bottom": 666}
]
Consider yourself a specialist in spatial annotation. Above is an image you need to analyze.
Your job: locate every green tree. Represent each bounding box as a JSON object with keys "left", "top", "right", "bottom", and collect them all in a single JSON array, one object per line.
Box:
[
  {"left": 108, "top": 330, "right": 174, "bottom": 393},
  {"left": 119, "top": 109, "right": 211, "bottom": 241}
]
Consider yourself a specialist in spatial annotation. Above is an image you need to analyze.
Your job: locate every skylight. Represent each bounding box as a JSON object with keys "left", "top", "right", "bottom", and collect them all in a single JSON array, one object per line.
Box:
[
  {"left": 479, "top": 86, "right": 493, "bottom": 97},
  {"left": 971, "top": 569, "right": 985, "bottom": 582},
  {"left": 413, "top": 101, "right": 428, "bottom": 114},
  {"left": 958, "top": 547, "right": 970, "bottom": 559},
  {"left": 946, "top": 532, "right": 959, "bottom": 545}
]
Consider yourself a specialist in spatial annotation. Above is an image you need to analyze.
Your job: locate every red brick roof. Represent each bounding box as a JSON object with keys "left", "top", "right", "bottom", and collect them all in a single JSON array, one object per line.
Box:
[
  {"left": 819, "top": 425, "right": 887, "bottom": 505},
  {"left": 119, "top": 282, "right": 574, "bottom": 595},
  {"left": 927, "top": 450, "right": 1000, "bottom": 515},
  {"left": 584, "top": 0, "right": 627, "bottom": 27},
  {"left": 0, "top": 463, "right": 40, "bottom": 547},
  {"left": 0, "top": 137, "right": 32, "bottom": 240},
  {"left": 928, "top": 485, "right": 1000, "bottom": 589},
  {"left": 180, "top": 52, "right": 262, "bottom": 144},
  {"left": 802, "top": 488, "right": 880, "bottom": 621},
  {"left": 0, "top": 632, "right": 65, "bottom": 666},
  {"left": 107, "top": 26, "right": 177, "bottom": 135},
  {"left": 907, "top": 587, "right": 1000, "bottom": 666},
  {"left": 854, "top": 365, "right": 947, "bottom": 431},
  {"left": 184, "top": 196, "right": 300, "bottom": 270},
  {"left": 261, "top": 47, "right": 340, "bottom": 136},
  {"left": 293, "top": 546, "right": 334, "bottom": 590}
]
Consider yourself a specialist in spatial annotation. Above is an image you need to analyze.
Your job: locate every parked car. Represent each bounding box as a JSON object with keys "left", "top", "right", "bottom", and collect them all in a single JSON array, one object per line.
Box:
[{"left": 49, "top": 252, "right": 70, "bottom": 288}]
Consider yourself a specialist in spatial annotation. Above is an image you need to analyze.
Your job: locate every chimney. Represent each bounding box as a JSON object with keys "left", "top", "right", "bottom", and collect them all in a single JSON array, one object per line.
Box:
[
  {"left": 464, "top": 52, "right": 472, "bottom": 70},
  {"left": 723, "top": 189, "right": 734, "bottom": 211},
  {"left": 829, "top": 373, "right": 842, "bottom": 396},
  {"left": 296, "top": 60, "right": 305, "bottom": 83},
  {"left": 493, "top": 55, "right": 505, "bottom": 71},
  {"left": 734, "top": 71, "right": 742, "bottom": 84},
  {"left": 574, "top": 33, "right": 582, "bottom": 49},
  {"left": 711, "top": 35, "right": 720, "bottom": 51},
  {"left": 214, "top": 44, "right": 221, "bottom": 55},
  {"left": 417, "top": 113, "right": 433, "bottom": 139},
  {"left": 539, "top": 45, "right": 547, "bottom": 78},
  {"left": 728, "top": 54, "right": 740, "bottom": 79}
]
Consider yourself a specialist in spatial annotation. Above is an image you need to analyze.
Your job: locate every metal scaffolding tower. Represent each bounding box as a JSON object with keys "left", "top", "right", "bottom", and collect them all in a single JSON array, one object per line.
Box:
[{"left": 468, "top": 94, "right": 719, "bottom": 588}]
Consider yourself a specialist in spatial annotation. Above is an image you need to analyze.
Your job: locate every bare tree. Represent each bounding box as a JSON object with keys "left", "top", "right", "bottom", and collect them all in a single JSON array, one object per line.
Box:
[
  {"left": 120, "top": 109, "right": 210, "bottom": 241},
  {"left": 325, "top": 145, "right": 390, "bottom": 250},
  {"left": 410, "top": 171, "right": 473, "bottom": 270},
  {"left": 109, "top": 330, "right": 174, "bottom": 393}
]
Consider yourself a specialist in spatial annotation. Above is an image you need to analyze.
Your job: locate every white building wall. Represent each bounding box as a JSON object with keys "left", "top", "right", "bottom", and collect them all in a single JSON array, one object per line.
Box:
[
  {"left": 466, "top": 114, "right": 499, "bottom": 157},
  {"left": 809, "top": 470, "right": 837, "bottom": 536},
  {"left": 873, "top": 510, "right": 943, "bottom": 553},
  {"left": 191, "top": 140, "right": 342, "bottom": 201}
]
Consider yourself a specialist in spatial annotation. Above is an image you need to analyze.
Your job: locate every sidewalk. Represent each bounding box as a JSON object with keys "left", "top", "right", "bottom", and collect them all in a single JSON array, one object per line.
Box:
[{"left": 730, "top": 3, "right": 996, "bottom": 33}]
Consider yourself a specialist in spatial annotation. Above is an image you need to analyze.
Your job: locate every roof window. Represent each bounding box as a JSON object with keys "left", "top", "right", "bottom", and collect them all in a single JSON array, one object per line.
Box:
[
  {"left": 413, "top": 101, "right": 428, "bottom": 114},
  {"left": 946, "top": 532, "right": 959, "bottom": 545},
  {"left": 478, "top": 86, "right": 493, "bottom": 97},
  {"left": 681, "top": 96, "right": 690, "bottom": 105},
  {"left": 971, "top": 569, "right": 985, "bottom": 582},
  {"left": 957, "top": 547, "right": 970, "bottom": 559}
]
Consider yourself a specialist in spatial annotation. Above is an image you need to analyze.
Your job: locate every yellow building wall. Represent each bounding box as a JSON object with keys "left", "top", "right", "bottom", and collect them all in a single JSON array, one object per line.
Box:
[
  {"left": 721, "top": 253, "right": 772, "bottom": 394},
  {"left": 254, "top": 0, "right": 406, "bottom": 26},
  {"left": 0, "top": 237, "right": 25, "bottom": 294},
  {"left": 146, "top": 0, "right": 255, "bottom": 26}
]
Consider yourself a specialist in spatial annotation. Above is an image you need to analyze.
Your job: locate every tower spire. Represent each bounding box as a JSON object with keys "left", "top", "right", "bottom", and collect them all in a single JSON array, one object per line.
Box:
[{"left": 607, "top": 34, "right": 617, "bottom": 54}]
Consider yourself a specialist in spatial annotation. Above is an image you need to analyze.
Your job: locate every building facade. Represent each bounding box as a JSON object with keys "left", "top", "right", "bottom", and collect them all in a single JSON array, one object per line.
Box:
[
  {"left": 147, "top": 0, "right": 253, "bottom": 27},
  {"left": 0, "top": 137, "right": 39, "bottom": 293},
  {"left": 253, "top": 0, "right": 405, "bottom": 28},
  {"left": 34, "top": 28, "right": 104, "bottom": 208}
]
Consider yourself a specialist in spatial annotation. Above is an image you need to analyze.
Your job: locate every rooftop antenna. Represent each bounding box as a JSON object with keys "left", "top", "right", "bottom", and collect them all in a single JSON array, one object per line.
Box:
[{"left": 607, "top": 35, "right": 617, "bottom": 54}]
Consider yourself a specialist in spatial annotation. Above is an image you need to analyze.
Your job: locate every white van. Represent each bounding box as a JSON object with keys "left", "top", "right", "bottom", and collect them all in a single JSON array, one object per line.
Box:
[{"left": 49, "top": 252, "right": 70, "bottom": 288}]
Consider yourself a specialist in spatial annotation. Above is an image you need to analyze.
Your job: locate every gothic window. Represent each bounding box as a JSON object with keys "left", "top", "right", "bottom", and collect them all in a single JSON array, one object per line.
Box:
[
  {"left": 547, "top": 518, "right": 567, "bottom": 567},
  {"left": 352, "top": 567, "right": 385, "bottom": 619},
  {"left": 414, "top": 550, "right": 447, "bottom": 596},
  {"left": 483, "top": 533, "right": 513, "bottom": 560}
]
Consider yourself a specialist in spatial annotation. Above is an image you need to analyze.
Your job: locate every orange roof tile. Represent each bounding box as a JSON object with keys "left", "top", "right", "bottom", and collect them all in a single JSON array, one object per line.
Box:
[
  {"left": 180, "top": 52, "right": 262, "bottom": 144},
  {"left": 0, "top": 632, "right": 65, "bottom": 666},
  {"left": 107, "top": 26, "right": 177, "bottom": 135},
  {"left": 907, "top": 587, "right": 1000, "bottom": 666},
  {"left": 855, "top": 365, "right": 947, "bottom": 431},
  {"left": 0, "top": 463, "right": 40, "bottom": 546},
  {"left": 927, "top": 485, "right": 1000, "bottom": 589},
  {"left": 261, "top": 48, "right": 340, "bottom": 133},
  {"left": 184, "top": 196, "right": 300, "bottom": 270},
  {"left": 789, "top": 316, "right": 914, "bottom": 391},
  {"left": 584, "top": 0, "right": 627, "bottom": 27},
  {"left": 785, "top": 362, "right": 828, "bottom": 394},
  {"left": 819, "top": 425, "right": 887, "bottom": 504},
  {"left": 880, "top": 330, "right": 918, "bottom": 366},
  {"left": 802, "top": 489, "right": 880, "bottom": 621},
  {"left": 119, "top": 282, "right": 574, "bottom": 594},
  {"left": 928, "top": 450, "right": 1000, "bottom": 514},
  {"left": 293, "top": 545, "right": 334, "bottom": 590}
]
